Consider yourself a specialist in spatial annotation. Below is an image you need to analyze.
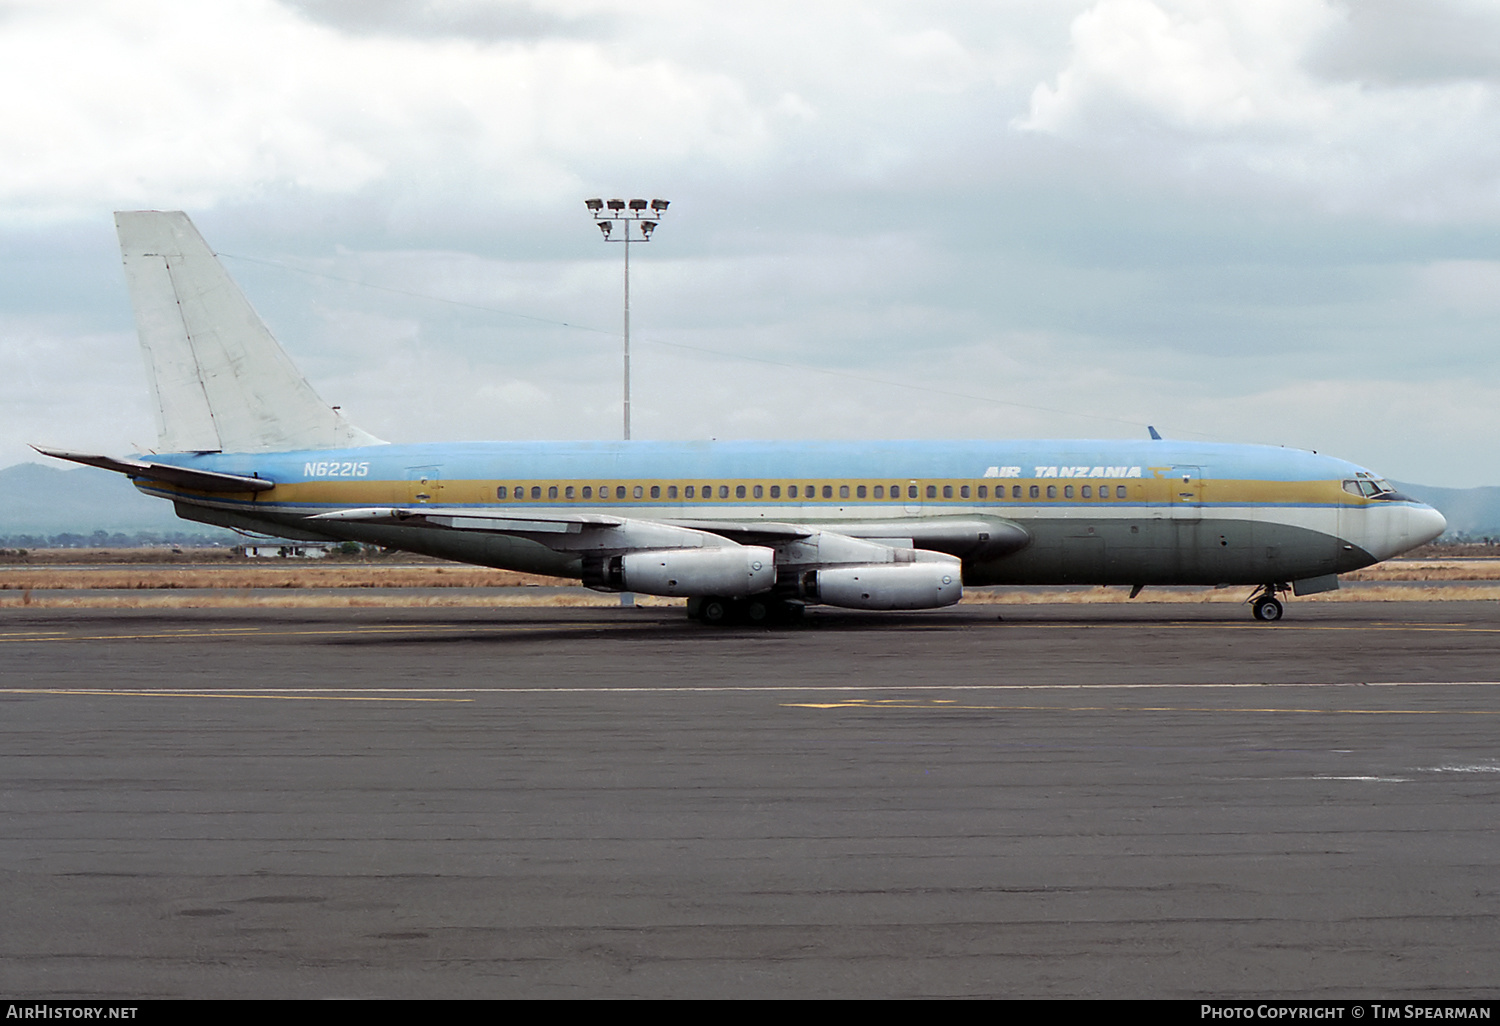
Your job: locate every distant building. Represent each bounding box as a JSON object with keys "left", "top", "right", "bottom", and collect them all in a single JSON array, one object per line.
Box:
[{"left": 238, "top": 544, "right": 332, "bottom": 559}]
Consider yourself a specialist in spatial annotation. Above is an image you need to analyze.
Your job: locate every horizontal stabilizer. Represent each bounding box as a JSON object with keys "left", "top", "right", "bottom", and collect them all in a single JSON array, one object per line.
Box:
[{"left": 33, "top": 446, "right": 275, "bottom": 492}]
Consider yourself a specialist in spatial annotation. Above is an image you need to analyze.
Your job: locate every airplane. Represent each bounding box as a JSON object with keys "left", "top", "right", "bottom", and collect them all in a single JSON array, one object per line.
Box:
[{"left": 35, "top": 211, "right": 1447, "bottom": 625}]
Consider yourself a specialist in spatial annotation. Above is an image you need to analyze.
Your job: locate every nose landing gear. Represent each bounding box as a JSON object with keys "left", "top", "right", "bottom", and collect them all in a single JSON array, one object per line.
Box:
[{"left": 1249, "top": 584, "right": 1288, "bottom": 621}]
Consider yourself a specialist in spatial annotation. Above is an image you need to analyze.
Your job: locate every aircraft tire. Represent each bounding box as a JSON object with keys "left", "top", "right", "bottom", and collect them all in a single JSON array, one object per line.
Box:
[
  {"left": 745, "top": 598, "right": 773, "bottom": 625},
  {"left": 699, "top": 597, "right": 732, "bottom": 625},
  {"left": 1252, "top": 596, "right": 1284, "bottom": 622}
]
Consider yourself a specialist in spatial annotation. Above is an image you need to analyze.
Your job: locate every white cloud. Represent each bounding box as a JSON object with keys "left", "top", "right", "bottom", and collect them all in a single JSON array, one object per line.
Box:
[
  {"left": 2, "top": 1, "right": 1499, "bottom": 487},
  {"left": 1017, "top": 0, "right": 1500, "bottom": 221},
  {"left": 0, "top": 0, "right": 780, "bottom": 222}
]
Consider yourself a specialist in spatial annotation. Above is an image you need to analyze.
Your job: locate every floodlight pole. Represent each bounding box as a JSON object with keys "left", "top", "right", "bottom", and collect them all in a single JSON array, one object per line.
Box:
[{"left": 585, "top": 198, "right": 668, "bottom": 441}]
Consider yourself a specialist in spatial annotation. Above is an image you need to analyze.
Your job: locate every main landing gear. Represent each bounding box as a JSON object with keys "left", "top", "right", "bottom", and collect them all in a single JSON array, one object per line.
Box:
[
  {"left": 687, "top": 595, "right": 805, "bottom": 627},
  {"left": 1249, "top": 584, "right": 1287, "bottom": 622}
]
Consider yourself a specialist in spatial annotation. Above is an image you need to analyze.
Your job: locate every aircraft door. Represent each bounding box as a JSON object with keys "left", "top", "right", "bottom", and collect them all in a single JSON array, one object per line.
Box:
[
  {"left": 408, "top": 465, "right": 442, "bottom": 504},
  {"left": 1169, "top": 466, "right": 1202, "bottom": 521},
  {"left": 1168, "top": 465, "right": 1204, "bottom": 578}
]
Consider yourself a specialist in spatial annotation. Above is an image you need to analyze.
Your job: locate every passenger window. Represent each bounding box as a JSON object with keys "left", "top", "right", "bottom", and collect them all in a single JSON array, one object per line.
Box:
[
  {"left": 823, "top": 485, "right": 833, "bottom": 498},
  {"left": 960, "top": 485, "right": 970, "bottom": 498},
  {"left": 633, "top": 485, "right": 644, "bottom": 499},
  {"left": 1063, "top": 485, "right": 1073, "bottom": 498},
  {"left": 582, "top": 486, "right": 592, "bottom": 499},
  {"left": 650, "top": 485, "right": 660, "bottom": 499},
  {"left": 685, "top": 485, "right": 695, "bottom": 498},
  {"left": 1047, "top": 485, "right": 1057, "bottom": 499},
  {"left": 978, "top": 485, "right": 987, "bottom": 498},
  {"left": 668, "top": 485, "right": 678, "bottom": 499},
  {"left": 1012, "top": 485, "right": 1021, "bottom": 499},
  {"left": 496, "top": 486, "right": 507, "bottom": 499},
  {"left": 908, "top": 485, "right": 918, "bottom": 499},
  {"left": 942, "top": 485, "right": 953, "bottom": 498},
  {"left": 531, "top": 486, "right": 542, "bottom": 500},
  {"left": 1081, "top": 485, "right": 1091, "bottom": 498},
  {"left": 770, "top": 485, "right": 781, "bottom": 498},
  {"left": 788, "top": 485, "right": 798, "bottom": 498},
  {"left": 873, "top": 485, "right": 884, "bottom": 498},
  {"left": 857, "top": 485, "right": 867, "bottom": 498},
  {"left": 616, "top": 485, "right": 627, "bottom": 499},
  {"left": 718, "top": 485, "right": 729, "bottom": 499},
  {"left": 839, "top": 485, "right": 849, "bottom": 499},
  {"left": 1116, "top": 485, "right": 1126, "bottom": 498},
  {"left": 736, "top": 485, "right": 746, "bottom": 498},
  {"left": 925, "top": 485, "right": 936, "bottom": 499},
  {"left": 566, "top": 485, "right": 575, "bottom": 499},
  {"left": 1029, "top": 485, "right": 1040, "bottom": 499},
  {"left": 752, "top": 484, "right": 763, "bottom": 498},
  {"left": 548, "top": 486, "right": 558, "bottom": 499}
]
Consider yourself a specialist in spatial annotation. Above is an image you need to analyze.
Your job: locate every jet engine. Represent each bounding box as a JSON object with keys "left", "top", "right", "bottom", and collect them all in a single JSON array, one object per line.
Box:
[
  {"left": 584, "top": 546, "right": 775, "bottom": 597},
  {"left": 804, "top": 560, "right": 962, "bottom": 610}
]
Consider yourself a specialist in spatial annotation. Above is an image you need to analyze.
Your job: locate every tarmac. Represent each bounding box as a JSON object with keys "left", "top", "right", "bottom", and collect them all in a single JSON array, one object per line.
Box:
[{"left": 3, "top": 601, "right": 1499, "bottom": 998}]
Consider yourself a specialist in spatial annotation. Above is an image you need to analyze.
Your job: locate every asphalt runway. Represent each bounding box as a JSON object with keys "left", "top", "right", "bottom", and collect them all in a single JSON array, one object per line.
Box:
[{"left": 3, "top": 601, "right": 1500, "bottom": 999}]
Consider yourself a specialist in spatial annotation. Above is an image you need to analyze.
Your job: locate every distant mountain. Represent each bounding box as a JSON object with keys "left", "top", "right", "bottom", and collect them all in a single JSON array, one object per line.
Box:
[
  {"left": 1392, "top": 482, "right": 1500, "bottom": 539},
  {"left": 2, "top": 461, "right": 1496, "bottom": 544},
  {"left": 0, "top": 461, "right": 236, "bottom": 542}
]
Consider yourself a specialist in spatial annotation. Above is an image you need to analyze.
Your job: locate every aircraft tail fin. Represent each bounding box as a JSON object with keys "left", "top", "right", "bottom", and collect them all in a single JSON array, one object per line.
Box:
[{"left": 114, "top": 211, "right": 385, "bottom": 454}]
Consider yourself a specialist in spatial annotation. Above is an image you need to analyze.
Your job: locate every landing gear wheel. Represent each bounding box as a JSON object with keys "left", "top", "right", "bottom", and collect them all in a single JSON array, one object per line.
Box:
[
  {"left": 1252, "top": 596, "right": 1284, "bottom": 622},
  {"left": 745, "top": 599, "right": 773, "bottom": 625},
  {"left": 699, "top": 597, "right": 731, "bottom": 625}
]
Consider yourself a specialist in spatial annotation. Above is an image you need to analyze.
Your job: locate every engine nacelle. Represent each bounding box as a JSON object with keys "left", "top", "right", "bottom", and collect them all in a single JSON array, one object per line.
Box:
[
  {"left": 586, "top": 546, "right": 776, "bottom": 597},
  {"left": 810, "top": 561, "right": 962, "bottom": 610}
]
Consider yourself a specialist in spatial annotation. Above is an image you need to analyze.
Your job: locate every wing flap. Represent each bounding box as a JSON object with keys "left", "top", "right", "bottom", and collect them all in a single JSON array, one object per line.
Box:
[{"left": 309, "top": 507, "right": 624, "bottom": 533}]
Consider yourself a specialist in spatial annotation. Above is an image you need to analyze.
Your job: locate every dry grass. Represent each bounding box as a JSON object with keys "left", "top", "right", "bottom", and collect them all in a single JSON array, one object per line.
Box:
[
  {"left": 0, "top": 590, "right": 682, "bottom": 609},
  {"left": 1342, "top": 560, "right": 1500, "bottom": 581},
  {"left": 0, "top": 566, "right": 565, "bottom": 590},
  {"left": 3, "top": 551, "right": 1498, "bottom": 609},
  {"left": 962, "top": 584, "right": 1500, "bottom": 604},
  {"left": 7, "top": 559, "right": 1498, "bottom": 593},
  {"left": 3, "top": 583, "right": 1498, "bottom": 609}
]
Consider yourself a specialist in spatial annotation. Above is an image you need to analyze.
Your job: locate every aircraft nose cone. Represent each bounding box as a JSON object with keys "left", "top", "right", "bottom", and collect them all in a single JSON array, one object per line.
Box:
[{"left": 1411, "top": 504, "right": 1447, "bottom": 547}]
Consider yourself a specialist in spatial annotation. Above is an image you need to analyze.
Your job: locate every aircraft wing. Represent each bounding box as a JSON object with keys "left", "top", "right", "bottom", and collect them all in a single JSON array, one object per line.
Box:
[
  {"left": 671, "top": 515, "right": 1029, "bottom": 559},
  {"left": 33, "top": 446, "right": 276, "bottom": 493},
  {"left": 308, "top": 507, "right": 1029, "bottom": 561},
  {"left": 310, "top": 507, "right": 626, "bottom": 535}
]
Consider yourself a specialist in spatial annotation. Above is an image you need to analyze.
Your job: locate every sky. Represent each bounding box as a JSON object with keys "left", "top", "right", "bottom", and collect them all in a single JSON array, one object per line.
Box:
[{"left": 3, "top": 0, "right": 1500, "bottom": 487}]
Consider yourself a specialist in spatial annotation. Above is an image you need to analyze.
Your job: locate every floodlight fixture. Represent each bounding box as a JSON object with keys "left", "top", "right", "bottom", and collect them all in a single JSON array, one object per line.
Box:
[{"left": 583, "top": 194, "right": 670, "bottom": 441}]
